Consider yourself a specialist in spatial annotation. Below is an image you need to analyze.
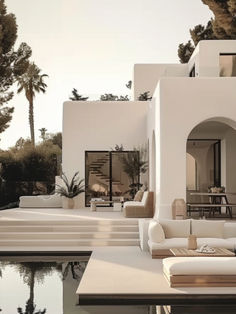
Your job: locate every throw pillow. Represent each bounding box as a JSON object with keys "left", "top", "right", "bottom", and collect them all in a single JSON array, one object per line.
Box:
[
  {"left": 148, "top": 220, "right": 165, "bottom": 243},
  {"left": 134, "top": 191, "right": 143, "bottom": 202}
]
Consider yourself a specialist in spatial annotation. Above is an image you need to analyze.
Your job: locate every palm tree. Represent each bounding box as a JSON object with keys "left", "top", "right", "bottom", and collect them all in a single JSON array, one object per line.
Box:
[
  {"left": 17, "top": 63, "right": 48, "bottom": 147},
  {"left": 14, "top": 261, "right": 60, "bottom": 314}
]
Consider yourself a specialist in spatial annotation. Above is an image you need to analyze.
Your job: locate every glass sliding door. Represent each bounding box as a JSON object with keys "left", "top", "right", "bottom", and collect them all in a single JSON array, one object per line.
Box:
[
  {"left": 85, "top": 151, "right": 140, "bottom": 206},
  {"left": 85, "top": 151, "right": 110, "bottom": 206}
]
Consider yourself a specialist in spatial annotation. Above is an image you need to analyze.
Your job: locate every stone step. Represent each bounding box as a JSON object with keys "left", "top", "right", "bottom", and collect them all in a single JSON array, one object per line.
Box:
[
  {"left": 0, "top": 225, "right": 139, "bottom": 233},
  {"left": 0, "top": 231, "right": 139, "bottom": 240},
  {"left": 0, "top": 238, "right": 140, "bottom": 247},
  {"left": 0, "top": 219, "right": 138, "bottom": 226}
]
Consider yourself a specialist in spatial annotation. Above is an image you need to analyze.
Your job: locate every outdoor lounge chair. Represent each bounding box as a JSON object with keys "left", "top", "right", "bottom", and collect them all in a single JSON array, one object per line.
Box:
[{"left": 123, "top": 191, "right": 154, "bottom": 218}]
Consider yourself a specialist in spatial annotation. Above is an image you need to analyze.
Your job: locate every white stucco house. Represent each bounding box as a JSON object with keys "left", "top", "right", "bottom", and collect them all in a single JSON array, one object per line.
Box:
[{"left": 63, "top": 40, "right": 236, "bottom": 219}]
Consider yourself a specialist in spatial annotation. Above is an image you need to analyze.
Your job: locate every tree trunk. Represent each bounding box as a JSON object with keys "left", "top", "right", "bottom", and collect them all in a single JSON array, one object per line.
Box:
[
  {"left": 28, "top": 269, "right": 35, "bottom": 314},
  {"left": 29, "top": 100, "right": 35, "bottom": 147}
]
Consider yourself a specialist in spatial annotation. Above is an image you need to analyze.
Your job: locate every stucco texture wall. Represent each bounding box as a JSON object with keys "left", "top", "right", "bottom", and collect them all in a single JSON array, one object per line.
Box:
[
  {"left": 155, "top": 77, "right": 236, "bottom": 219},
  {"left": 63, "top": 101, "right": 149, "bottom": 207}
]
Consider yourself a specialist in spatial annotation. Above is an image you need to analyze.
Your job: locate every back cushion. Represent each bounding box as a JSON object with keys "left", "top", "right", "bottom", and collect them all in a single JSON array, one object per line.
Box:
[
  {"left": 148, "top": 220, "right": 165, "bottom": 243},
  {"left": 159, "top": 219, "right": 191, "bottom": 238},
  {"left": 134, "top": 191, "right": 143, "bottom": 202},
  {"left": 141, "top": 191, "right": 148, "bottom": 205},
  {"left": 191, "top": 220, "right": 225, "bottom": 238},
  {"left": 223, "top": 223, "right": 236, "bottom": 238}
]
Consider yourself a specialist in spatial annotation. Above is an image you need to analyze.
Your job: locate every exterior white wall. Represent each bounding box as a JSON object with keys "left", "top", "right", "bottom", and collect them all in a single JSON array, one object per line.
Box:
[
  {"left": 154, "top": 77, "right": 236, "bottom": 219},
  {"left": 191, "top": 40, "right": 236, "bottom": 77},
  {"left": 224, "top": 129, "right": 236, "bottom": 206},
  {"left": 133, "top": 64, "right": 188, "bottom": 100},
  {"left": 63, "top": 101, "right": 149, "bottom": 207}
]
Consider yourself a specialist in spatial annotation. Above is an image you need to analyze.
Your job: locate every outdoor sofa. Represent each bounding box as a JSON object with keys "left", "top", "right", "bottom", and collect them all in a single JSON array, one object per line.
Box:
[
  {"left": 123, "top": 191, "right": 154, "bottom": 218},
  {"left": 19, "top": 194, "right": 62, "bottom": 208},
  {"left": 148, "top": 219, "right": 236, "bottom": 258}
]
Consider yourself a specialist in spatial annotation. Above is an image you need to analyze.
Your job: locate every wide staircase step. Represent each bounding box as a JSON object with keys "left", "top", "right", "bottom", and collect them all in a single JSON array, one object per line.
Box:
[
  {"left": 0, "top": 238, "right": 140, "bottom": 247},
  {"left": 0, "top": 219, "right": 140, "bottom": 248}
]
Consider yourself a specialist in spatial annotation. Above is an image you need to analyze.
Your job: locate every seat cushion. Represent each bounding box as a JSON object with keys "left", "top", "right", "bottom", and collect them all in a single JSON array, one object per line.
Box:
[
  {"left": 19, "top": 194, "right": 62, "bottom": 208},
  {"left": 124, "top": 201, "right": 142, "bottom": 207},
  {"left": 191, "top": 219, "right": 225, "bottom": 238},
  {"left": 148, "top": 238, "right": 188, "bottom": 250},
  {"left": 163, "top": 257, "right": 236, "bottom": 276},
  {"left": 148, "top": 220, "right": 165, "bottom": 243},
  {"left": 159, "top": 219, "right": 191, "bottom": 238}
]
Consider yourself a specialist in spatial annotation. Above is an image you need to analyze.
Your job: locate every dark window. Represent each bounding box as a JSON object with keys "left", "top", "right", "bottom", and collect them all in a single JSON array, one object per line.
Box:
[{"left": 219, "top": 53, "right": 236, "bottom": 77}]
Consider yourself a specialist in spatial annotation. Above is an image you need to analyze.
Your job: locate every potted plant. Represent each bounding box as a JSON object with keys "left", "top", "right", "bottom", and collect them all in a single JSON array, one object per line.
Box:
[{"left": 56, "top": 171, "right": 85, "bottom": 209}]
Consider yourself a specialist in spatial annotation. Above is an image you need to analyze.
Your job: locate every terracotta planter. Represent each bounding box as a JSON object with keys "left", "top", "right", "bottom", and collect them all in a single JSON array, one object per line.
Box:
[{"left": 63, "top": 197, "right": 75, "bottom": 209}]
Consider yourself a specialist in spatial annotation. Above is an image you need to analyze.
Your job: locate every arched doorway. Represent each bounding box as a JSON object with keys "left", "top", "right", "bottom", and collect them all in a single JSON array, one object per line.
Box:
[{"left": 186, "top": 118, "right": 236, "bottom": 206}]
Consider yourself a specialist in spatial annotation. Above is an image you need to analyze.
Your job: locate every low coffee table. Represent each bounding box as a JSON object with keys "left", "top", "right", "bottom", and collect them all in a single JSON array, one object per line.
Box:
[{"left": 170, "top": 247, "right": 235, "bottom": 257}]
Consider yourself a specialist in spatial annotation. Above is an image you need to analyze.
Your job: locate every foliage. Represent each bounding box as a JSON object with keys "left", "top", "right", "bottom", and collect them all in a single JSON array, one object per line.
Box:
[
  {"left": 178, "top": 41, "right": 195, "bottom": 64},
  {"left": 119, "top": 147, "right": 148, "bottom": 198},
  {"left": 178, "top": 0, "right": 236, "bottom": 63},
  {"left": 138, "top": 91, "right": 152, "bottom": 101},
  {"left": 100, "top": 93, "right": 129, "bottom": 101},
  {"left": 0, "top": 140, "right": 61, "bottom": 206},
  {"left": 112, "top": 144, "right": 124, "bottom": 151},
  {"left": 0, "top": 0, "right": 31, "bottom": 134},
  {"left": 48, "top": 132, "right": 62, "bottom": 149},
  {"left": 39, "top": 128, "right": 47, "bottom": 141},
  {"left": 69, "top": 88, "right": 89, "bottom": 101},
  {"left": 56, "top": 171, "right": 85, "bottom": 198},
  {"left": 17, "top": 62, "right": 48, "bottom": 146},
  {"left": 126, "top": 80, "right": 132, "bottom": 89}
]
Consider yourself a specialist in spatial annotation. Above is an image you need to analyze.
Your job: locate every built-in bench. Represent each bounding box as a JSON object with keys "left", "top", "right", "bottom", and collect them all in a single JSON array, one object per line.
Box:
[{"left": 187, "top": 203, "right": 236, "bottom": 219}]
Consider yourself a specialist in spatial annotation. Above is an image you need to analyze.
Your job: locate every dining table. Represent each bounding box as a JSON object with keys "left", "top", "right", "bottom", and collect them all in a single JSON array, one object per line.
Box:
[{"left": 188, "top": 192, "right": 236, "bottom": 218}]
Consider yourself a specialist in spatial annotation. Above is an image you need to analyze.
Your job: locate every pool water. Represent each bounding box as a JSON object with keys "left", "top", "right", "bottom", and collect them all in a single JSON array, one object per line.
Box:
[
  {"left": 0, "top": 254, "right": 150, "bottom": 314},
  {"left": 0, "top": 255, "right": 88, "bottom": 314}
]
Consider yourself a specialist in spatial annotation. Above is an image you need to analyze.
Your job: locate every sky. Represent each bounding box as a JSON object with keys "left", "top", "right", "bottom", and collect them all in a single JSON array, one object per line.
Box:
[{"left": 2, "top": 0, "right": 212, "bottom": 149}]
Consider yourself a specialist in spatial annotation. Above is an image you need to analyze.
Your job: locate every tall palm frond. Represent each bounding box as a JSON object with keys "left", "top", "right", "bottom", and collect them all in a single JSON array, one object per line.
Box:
[{"left": 17, "top": 62, "right": 48, "bottom": 146}]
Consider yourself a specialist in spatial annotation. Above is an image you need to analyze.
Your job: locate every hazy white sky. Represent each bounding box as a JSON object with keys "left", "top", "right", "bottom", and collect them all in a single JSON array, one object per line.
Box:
[{"left": 2, "top": 0, "right": 212, "bottom": 149}]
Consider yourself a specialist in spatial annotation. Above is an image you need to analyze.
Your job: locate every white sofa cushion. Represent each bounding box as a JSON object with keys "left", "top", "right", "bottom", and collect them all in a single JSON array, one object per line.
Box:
[
  {"left": 191, "top": 219, "right": 225, "bottom": 238},
  {"left": 148, "top": 238, "right": 188, "bottom": 250},
  {"left": 223, "top": 223, "right": 236, "bottom": 238},
  {"left": 163, "top": 257, "right": 236, "bottom": 276},
  {"left": 123, "top": 201, "right": 143, "bottom": 208},
  {"left": 196, "top": 238, "right": 234, "bottom": 250},
  {"left": 148, "top": 220, "right": 165, "bottom": 243},
  {"left": 158, "top": 219, "right": 191, "bottom": 238},
  {"left": 141, "top": 191, "right": 148, "bottom": 205}
]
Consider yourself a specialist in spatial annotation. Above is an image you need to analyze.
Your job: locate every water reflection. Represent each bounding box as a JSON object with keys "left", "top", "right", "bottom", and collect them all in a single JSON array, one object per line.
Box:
[{"left": 0, "top": 258, "right": 88, "bottom": 314}]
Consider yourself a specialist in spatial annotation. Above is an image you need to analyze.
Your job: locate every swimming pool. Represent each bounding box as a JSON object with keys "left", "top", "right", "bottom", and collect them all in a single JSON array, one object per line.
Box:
[{"left": 0, "top": 252, "right": 150, "bottom": 314}]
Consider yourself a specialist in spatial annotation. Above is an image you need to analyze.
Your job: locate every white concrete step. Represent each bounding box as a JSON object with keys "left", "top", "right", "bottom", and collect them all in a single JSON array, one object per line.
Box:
[
  {"left": 0, "top": 219, "right": 138, "bottom": 226},
  {"left": 0, "top": 238, "right": 140, "bottom": 247},
  {"left": 0, "top": 231, "right": 139, "bottom": 240},
  {"left": 0, "top": 225, "right": 138, "bottom": 232}
]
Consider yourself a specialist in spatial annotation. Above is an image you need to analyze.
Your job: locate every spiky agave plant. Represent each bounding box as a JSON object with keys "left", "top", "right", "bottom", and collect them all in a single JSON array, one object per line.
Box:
[{"left": 55, "top": 171, "right": 85, "bottom": 198}]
